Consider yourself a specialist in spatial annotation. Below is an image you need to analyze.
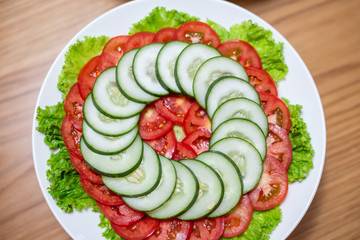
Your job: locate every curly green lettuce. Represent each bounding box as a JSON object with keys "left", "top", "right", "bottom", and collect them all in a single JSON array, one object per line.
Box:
[
  {"left": 283, "top": 99, "right": 315, "bottom": 182},
  {"left": 57, "top": 36, "right": 109, "bottom": 99},
  {"left": 129, "top": 6, "right": 199, "bottom": 35}
]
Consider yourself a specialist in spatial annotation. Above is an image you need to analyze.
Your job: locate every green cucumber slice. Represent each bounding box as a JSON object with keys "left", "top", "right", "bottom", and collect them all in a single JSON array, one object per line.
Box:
[
  {"left": 211, "top": 98, "right": 268, "bottom": 136},
  {"left": 210, "top": 118, "right": 267, "bottom": 160},
  {"left": 80, "top": 134, "right": 143, "bottom": 177},
  {"left": 122, "top": 156, "right": 177, "bottom": 211},
  {"left": 205, "top": 76, "right": 259, "bottom": 118},
  {"left": 146, "top": 161, "right": 199, "bottom": 219},
  {"left": 178, "top": 159, "right": 224, "bottom": 220},
  {"left": 83, "top": 93, "right": 139, "bottom": 136},
  {"left": 116, "top": 49, "right": 159, "bottom": 103},
  {"left": 102, "top": 142, "right": 161, "bottom": 197},
  {"left": 193, "top": 56, "right": 248, "bottom": 108},
  {"left": 196, "top": 150, "right": 243, "bottom": 218},
  {"left": 156, "top": 41, "right": 189, "bottom": 94},
  {"left": 92, "top": 67, "right": 145, "bottom": 118},
  {"left": 175, "top": 43, "right": 221, "bottom": 96},
  {"left": 210, "top": 137, "right": 263, "bottom": 194}
]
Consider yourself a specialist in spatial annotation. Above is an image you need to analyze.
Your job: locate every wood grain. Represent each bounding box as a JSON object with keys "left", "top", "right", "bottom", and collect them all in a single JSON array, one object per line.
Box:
[{"left": 1, "top": 0, "right": 359, "bottom": 239}]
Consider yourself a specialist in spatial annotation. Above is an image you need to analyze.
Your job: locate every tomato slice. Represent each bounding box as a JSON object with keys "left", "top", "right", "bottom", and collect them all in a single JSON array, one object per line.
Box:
[
  {"left": 266, "top": 123, "right": 293, "bottom": 170},
  {"left": 97, "top": 201, "right": 144, "bottom": 226},
  {"left": 217, "top": 40, "right": 262, "bottom": 68},
  {"left": 64, "top": 83, "right": 84, "bottom": 131},
  {"left": 182, "top": 128, "right": 211, "bottom": 155},
  {"left": 173, "top": 21, "right": 221, "bottom": 47},
  {"left": 154, "top": 95, "right": 194, "bottom": 125},
  {"left": 245, "top": 66, "right": 278, "bottom": 96},
  {"left": 153, "top": 27, "right": 176, "bottom": 43},
  {"left": 173, "top": 142, "right": 197, "bottom": 161},
  {"left": 111, "top": 215, "right": 159, "bottom": 240},
  {"left": 123, "top": 32, "right": 156, "bottom": 53},
  {"left": 139, "top": 103, "right": 174, "bottom": 140},
  {"left": 69, "top": 153, "right": 103, "bottom": 184},
  {"left": 189, "top": 217, "right": 225, "bottom": 240},
  {"left": 222, "top": 194, "right": 253, "bottom": 238},
  {"left": 147, "top": 219, "right": 193, "bottom": 240},
  {"left": 79, "top": 175, "right": 124, "bottom": 206},
  {"left": 259, "top": 92, "right": 291, "bottom": 132},
  {"left": 248, "top": 155, "right": 288, "bottom": 210},
  {"left": 61, "top": 116, "right": 82, "bottom": 157},
  {"left": 183, "top": 102, "right": 211, "bottom": 135},
  {"left": 98, "top": 35, "right": 130, "bottom": 71},
  {"left": 77, "top": 55, "right": 101, "bottom": 100},
  {"left": 145, "top": 130, "right": 176, "bottom": 159}
]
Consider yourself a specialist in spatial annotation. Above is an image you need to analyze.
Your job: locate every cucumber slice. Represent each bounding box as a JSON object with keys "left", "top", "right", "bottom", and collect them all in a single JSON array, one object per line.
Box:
[
  {"left": 122, "top": 156, "right": 177, "bottom": 211},
  {"left": 102, "top": 142, "right": 161, "bottom": 197},
  {"left": 116, "top": 49, "right": 159, "bottom": 103},
  {"left": 82, "top": 120, "right": 138, "bottom": 155},
  {"left": 210, "top": 137, "right": 263, "bottom": 193},
  {"left": 92, "top": 67, "right": 145, "bottom": 118},
  {"left": 178, "top": 159, "right": 224, "bottom": 220},
  {"left": 156, "top": 41, "right": 189, "bottom": 94},
  {"left": 205, "top": 76, "right": 259, "bottom": 118},
  {"left": 211, "top": 98, "right": 268, "bottom": 136},
  {"left": 196, "top": 150, "right": 242, "bottom": 218},
  {"left": 133, "top": 42, "right": 168, "bottom": 96},
  {"left": 147, "top": 161, "right": 199, "bottom": 219},
  {"left": 83, "top": 93, "right": 139, "bottom": 136},
  {"left": 80, "top": 134, "right": 143, "bottom": 177},
  {"left": 175, "top": 43, "right": 221, "bottom": 96},
  {"left": 210, "top": 118, "right": 267, "bottom": 160},
  {"left": 193, "top": 56, "right": 248, "bottom": 108}
]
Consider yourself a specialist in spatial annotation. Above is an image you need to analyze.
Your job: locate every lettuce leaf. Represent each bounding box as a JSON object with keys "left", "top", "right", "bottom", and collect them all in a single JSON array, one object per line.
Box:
[
  {"left": 57, "top": 36, "right": 109, "bottom": 99},
  {"left": 36, "top": 102, "right": 65, "bottom": 149},
  {"left": 283, "top": 99, "right": 315, "bottom": 182},
  {"left": 129, "top": 7, "right": 199, "bottom": 35},
  {"left": 207, "top": 20, "right": 288, "bottom": 83},
  {"left": 222, "top": 207, "right": 282, "bottom": 240},
  {"left": 46, "top": 146, "right": 96, "bottom": 212}
]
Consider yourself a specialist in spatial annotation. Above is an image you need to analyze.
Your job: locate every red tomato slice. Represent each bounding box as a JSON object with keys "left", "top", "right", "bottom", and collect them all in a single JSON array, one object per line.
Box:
[
  {"left": 139, "top": 103, "right": 174, "bottom": 140},
  {"left": 217, "top": 40, "right": 262, "bottom": 68},
  {"left": 98, "top": 35, "right": 130, "bottom": 71},
  {"left": 183, "top": 102, "right": 211, "bottom": 135},
  {"left": 248, "top": 155, "right": 288, "bottom": 210},
  {"left": 145, "top": 130, "right": 176, "bottom": 159},
  {"left": 97, "top": 201, "right": 144, "bottom": 226},
  {"left": 153, "top": 27, "right": 176, "bottom": 43},
  {"left": 259, "top": 92, "right": 291, "bottom": 133},
  {"left": 69, "top": 153, "right": 103, "bottom": 184},
  {"left": 245, "top": 66, "right": 278, "bottom": 96},
  {"left": 182, "top": 128, "right": 211, "bottom": 155},
  {"left": 111, "top": 215, "right": 159, "bottom": 240},
  {"left": 222, "top": 194, "right": 253, "bottom": 238},
  {"left": 154, "top": 95, "right": 194, "bottom": 125},
  {"left": 173, "top": 142, "right": 197, "bottom": 161},
  {"left": 61, "top": 116, "right": 82, "bottom": 157},
  {"left": 77, "top": 55, "right": 101, "bottom": 100},
  {"left": 266, "top": 123, "right": 293, "bottom": 170},
  {"left": 64, "top": 83, "right": 84, "bottom": 131},
  {"left": 79, "top": 175, "right": 124, "bottom": 206},
  {"left": 146, "top": 219, "right": 193, "bottom": 240},
  {"left": 189, "top": 217, "right": 225, "bottom": 240},
  {"left": 173, "top": 21, "right": 221, "bottom": 47},
  {"left": 123, "top": 32, "right": 156, "bottom": 53}
]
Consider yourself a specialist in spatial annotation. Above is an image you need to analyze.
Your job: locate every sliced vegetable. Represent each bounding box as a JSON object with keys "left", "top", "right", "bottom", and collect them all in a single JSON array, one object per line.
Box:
[
  {"left": 64, "top": 83, "right": 84, "bottom": 131},
  {"left": 97, "top": 201, "right": 144, "bottom": 226}
]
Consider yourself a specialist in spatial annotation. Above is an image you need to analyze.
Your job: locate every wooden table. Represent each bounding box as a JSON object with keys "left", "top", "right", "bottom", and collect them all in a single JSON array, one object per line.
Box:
[{"left": 1, "top": 0, "right": 359, "bottom": 239}]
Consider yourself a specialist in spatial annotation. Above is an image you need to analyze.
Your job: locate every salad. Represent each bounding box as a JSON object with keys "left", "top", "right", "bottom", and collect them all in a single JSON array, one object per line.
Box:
[{"left": 35, "top": 6, "right": 314, "bottom": 240}]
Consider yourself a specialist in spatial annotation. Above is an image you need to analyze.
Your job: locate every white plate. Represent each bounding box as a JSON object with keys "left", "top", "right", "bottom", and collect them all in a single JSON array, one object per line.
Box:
[{"left": 32, "top": 0, "right": 326, "bottom": 239}]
